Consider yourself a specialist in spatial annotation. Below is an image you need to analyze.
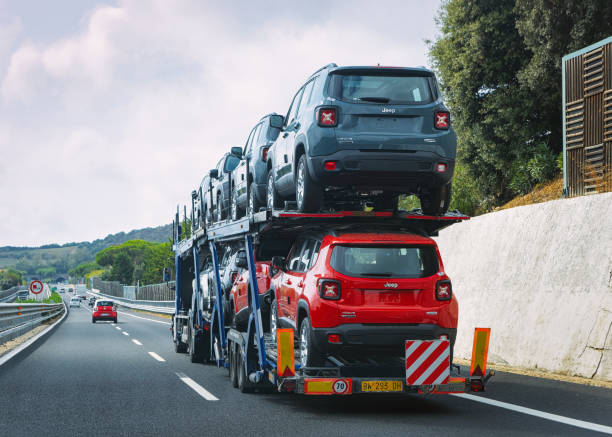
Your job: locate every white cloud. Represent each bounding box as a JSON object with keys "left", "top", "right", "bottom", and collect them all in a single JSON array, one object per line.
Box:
[{"left": 0, "top": 0, "right": 442, "bottom": 246}]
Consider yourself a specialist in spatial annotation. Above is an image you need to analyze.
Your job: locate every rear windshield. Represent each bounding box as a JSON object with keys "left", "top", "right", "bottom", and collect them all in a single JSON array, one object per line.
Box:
[
  {"left": 96, "top": 301, "right": 113, "bottom": 306},
  {"left": 330, "top": 73, "right": 434, "bottom": 105},
  {"left": 330, "top": 245, "right": 439, "bottom": 278}
]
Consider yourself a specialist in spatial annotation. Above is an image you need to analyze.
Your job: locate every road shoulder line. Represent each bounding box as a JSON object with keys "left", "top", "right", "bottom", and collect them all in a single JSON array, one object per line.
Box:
[{"left": 453, "top": 393, "right": 612, "bottom": 434}]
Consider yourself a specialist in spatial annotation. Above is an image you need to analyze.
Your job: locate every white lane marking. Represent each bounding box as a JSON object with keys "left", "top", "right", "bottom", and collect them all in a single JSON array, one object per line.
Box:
[
  {"left": 132, "top": 339, "right": 142, "bottom": 346},
  {"left": 116, "top": 310, "right": 170, "bottom": 325},
  {"left": 148, "top": 352, "right": 165, "bottom": 362},
  {"left": 122, "top": 331, "right": 129, "bottom": 336},
  {"left": 453, "top": 393, "right": 612, "bottom": 435},
  {"left": 176, "top": 372, "right": 219, "bottom": 401},
  {"left": 115, "top": 327, "right": 121, "bottom": 330}
]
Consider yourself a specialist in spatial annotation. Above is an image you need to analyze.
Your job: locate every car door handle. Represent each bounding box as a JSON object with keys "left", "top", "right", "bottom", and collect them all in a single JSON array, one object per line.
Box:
[{"left": 282, "top": 132, "right": 289, "bottom": 138}]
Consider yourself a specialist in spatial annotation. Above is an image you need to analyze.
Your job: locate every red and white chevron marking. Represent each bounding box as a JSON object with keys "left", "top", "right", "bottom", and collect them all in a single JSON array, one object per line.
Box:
[{"left": 405, "top": 339, "right": 450, "bottom": 386}]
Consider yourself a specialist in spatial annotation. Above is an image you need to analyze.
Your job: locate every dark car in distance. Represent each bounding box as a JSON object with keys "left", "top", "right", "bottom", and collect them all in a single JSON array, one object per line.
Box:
[
  {"left": 229, "top": 113, "right": 283, "bottom": 219},
  {"left": 266, "top": 64, "right": 456, "bottom": 215}
]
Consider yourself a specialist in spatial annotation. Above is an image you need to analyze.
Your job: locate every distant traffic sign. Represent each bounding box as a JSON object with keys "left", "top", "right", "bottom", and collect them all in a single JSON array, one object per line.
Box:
[{"left": 29, "top": 280, "right": 43, "bottom": 295}]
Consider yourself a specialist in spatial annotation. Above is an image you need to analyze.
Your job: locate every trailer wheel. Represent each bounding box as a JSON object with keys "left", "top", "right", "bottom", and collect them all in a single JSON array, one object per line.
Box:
[
  {"left": 174, "top": 339, "right": 187, "bottom": 353},
  {"left": 229, "top": 342, "right": 238, "bottom": 388},
  {"left": 189, "top": 329, "right": 204, "bottom": 363},
  {"left": 237, "top": 345, "right": 253, "bottom": 393}
]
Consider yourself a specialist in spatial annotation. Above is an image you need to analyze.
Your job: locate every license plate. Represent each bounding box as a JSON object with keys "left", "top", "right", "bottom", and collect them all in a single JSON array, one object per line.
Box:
[
  {"left": 101, "top": 313, "right": 109, "bottom": 316},
  {"left": 361, "top": 380, "right": 403, "bottom": 392}
]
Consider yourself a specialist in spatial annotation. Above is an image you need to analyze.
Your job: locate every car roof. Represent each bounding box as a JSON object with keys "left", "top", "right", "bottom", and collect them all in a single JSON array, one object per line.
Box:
[
  {"left": 326, "top": 232, "right": 435, "bottom": 245},
  {"left": 328, "top": 65, "right": 435, "bottom": 76}
]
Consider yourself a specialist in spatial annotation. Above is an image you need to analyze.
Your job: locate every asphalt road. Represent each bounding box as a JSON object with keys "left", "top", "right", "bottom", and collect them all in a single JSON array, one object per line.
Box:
[{"left": 1, "top": 294, "right": 611, "bottom": 437}]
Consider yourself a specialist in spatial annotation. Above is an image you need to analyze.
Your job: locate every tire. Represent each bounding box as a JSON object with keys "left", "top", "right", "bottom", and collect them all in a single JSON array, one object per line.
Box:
[
  {"left": 269, "top": 297, "right": 278, "bottom": 339},
  {"left": 296, "top": 155, "right": 322, "bottom": 213},
  {"left": 266, "top": 171, "right": 282, "bottom": 210},
  {"left": 420, "top": 182, "right": 452, "bottom": 216},
  {"left": 229, "top": 342, "right": 238, "bottom": 388},
  {"left": 92, "top": 318, "right": 95, "bottom": 324},
  {"left": 189, "top": 328, "right": 204, "bottom": 363},
  {"left": 174, "top": 339, "right": 187, "bottom": 353},
  {"left": 113, "top": 318, "right": 117, "bottom": 324},
  {"left": 237, "top": 345, "right": 252, "bottom": 393},
  {"left": 230, "top": 188, "right": 242, "bottom": 220},
  {"left": 248, "top": 183, "right": 261, "bottom": 215},
  {"left": 373, "top": 194, "right": 398, "bottom": 211},
  {"left": 298, "top": 317, "right": 324, "bottom": 367}
]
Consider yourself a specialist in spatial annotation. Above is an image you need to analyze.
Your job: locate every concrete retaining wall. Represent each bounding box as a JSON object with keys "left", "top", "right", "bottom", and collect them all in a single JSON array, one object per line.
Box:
[{"left": 436, "top": 192, "right": 612, "bottom": 381}]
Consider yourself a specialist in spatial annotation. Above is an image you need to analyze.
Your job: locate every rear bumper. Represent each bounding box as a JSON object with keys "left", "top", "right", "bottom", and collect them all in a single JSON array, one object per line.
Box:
[
  {"left": 308, "top": 150, "right": 454, "bottom": 192},
  {"left": 311, "top": 323, "right": 456, "bottom": 357},
  {"left": 92, "top": 312, "right": 117, "bottom": 320}
]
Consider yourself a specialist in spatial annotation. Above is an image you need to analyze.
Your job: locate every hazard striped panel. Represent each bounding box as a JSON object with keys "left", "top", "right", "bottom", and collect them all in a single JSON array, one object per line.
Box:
[{"left": 405, "top": 339, "right": 450, "bottom": 386}]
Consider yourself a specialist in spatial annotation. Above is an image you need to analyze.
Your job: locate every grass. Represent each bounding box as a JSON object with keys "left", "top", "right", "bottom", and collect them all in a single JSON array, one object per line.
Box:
[
  {"left": 15, "top": 291, "right": 63, "bottom": 304},
  {"left": 497, "top": 176, "right": 564, "bottom": 211}
]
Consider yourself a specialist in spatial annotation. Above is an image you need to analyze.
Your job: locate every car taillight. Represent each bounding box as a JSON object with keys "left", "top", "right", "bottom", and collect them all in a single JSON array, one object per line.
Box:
[
  {"left": 324, "top": 161, "right": 337, "bottom": 171},
  {"left": 328, "top": 334, "right": 340, "bottom": 344},
  {"left": 318, "top": 279, "right": 341, "bottom": 300},
  {"left": 231, "top": 272, "right": 238, "bottom": 283},
  {"left": 436, "top": 280, "right": 452, "bottom": 301},
  {"left": 261, "top": 147, "right": 269, "bottom": 162},
  {"left": 435, "top": 111, "right": 450, "bottom": 129},
  {"left": 316, "top": 107, "right": 337, "bottom": 127}
]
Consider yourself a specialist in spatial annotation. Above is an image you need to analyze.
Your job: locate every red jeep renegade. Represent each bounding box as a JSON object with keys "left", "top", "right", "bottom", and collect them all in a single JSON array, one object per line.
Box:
[{"left": 269, "top": 231, "right": 457, "bottom": 367}]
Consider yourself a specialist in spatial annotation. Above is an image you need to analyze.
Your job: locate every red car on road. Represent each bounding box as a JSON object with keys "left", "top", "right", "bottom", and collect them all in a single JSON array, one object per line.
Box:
[
  {"left": 92, "top": 300, "right": 117, "bottom": 323},
  {"left": 269, "top": 231, "right": 457, "bottom": 367}
]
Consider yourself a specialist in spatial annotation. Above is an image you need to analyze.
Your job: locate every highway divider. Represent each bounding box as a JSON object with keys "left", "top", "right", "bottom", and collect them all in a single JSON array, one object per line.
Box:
[
  {"left": 0, "top": 301, "right": 65, "bottom": 344},
  {"left": 436, "top": 192, "right": 612, "bottom": 382},
  {"left": 88, "top": 289, "right": 174, "bottom": 315}
]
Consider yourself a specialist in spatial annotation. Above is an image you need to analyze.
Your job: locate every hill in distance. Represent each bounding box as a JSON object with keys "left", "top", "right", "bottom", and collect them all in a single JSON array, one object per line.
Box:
[{"left": 0, "top": 224, "right": 172, "bottom": 275}]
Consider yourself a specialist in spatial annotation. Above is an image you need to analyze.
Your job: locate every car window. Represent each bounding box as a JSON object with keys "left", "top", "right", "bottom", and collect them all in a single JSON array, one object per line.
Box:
[
  {"left": 330, "top": 73, "right": 433, "bottom": 104},
  {"left": 96, "top": 301, "right": 113, "bottom": 306},
  {"left": 247, "top": 123, "right": 262, "bottom": 154},
  {"left": 297, "top": 80, "right": 315, "bottom": 116},
  {"left": 287, "top": 238, "right": 306, "bottom": 272},
  {"left": 330, "top": 245, "right": 439, "bottom": 278},
  {"left": 286, "top": 88, "right": 305, "bottom": 126},
  {"left": 308, "top": 240, "right": 321, "bottom": 270},
  {"left": 298, "top": 239, "right": 317, "bottom": 272},
  {"left": 216, "top": 158, "right": 224, "bottom": 175},
  {"left": 257, "top": 120, "right": 271, "bottom": 144}
]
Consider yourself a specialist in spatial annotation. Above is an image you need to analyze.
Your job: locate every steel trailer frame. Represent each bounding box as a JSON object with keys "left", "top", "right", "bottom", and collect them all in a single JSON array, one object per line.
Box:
[{"left": 172, "top": 206, "right": 494, "bottom": 395}]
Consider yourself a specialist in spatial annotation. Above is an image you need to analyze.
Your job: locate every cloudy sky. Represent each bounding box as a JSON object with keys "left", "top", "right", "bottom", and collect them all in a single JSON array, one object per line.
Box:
[{"left": 0, "top": 0, "right": 442, "bottom": 246}]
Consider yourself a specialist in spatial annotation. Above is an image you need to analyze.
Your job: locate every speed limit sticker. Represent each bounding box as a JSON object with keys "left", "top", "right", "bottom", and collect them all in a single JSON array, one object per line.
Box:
[{"left": 332, "top": 379, "right": 350, "bottom": 394}]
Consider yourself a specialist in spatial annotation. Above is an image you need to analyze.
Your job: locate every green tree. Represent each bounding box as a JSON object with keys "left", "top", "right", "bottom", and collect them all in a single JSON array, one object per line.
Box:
[
  {"left": 515, "top": 0, "right": 612, "bottom": 154},
  {"left": 0, "top": 268, "right": 23, "bottom": 289},
  {"left": 68, "top": 261, "right": 102, "bottom": 278},
  {"left": 110, "top": 252, "right": 134, "bottom": 284}
]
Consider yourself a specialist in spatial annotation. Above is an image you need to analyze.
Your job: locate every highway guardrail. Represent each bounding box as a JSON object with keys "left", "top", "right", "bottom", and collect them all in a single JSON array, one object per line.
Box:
[
  {"left": 0, "top": 302, "right": 65, "bottom": 344},
  {"left": 88, "top": 290, "right": 174, "bottom": 315}
]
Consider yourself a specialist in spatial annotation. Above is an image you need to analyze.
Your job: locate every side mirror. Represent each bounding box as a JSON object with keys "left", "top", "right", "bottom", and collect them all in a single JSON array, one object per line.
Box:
[
  {"left": 271, "top": 256, "right": 286, "bottom": 272},
  {"left": 231, "top": 146, "right": 243, "bottom": 158},
  {"left": 191, "top": 190, "right": 198, "bottom": 199},
  {"left": 269, "top": 114, "right": 284, "bottom": 129},
  {"left": 209, "top": 169, "right": 219, "bottom": 179}
]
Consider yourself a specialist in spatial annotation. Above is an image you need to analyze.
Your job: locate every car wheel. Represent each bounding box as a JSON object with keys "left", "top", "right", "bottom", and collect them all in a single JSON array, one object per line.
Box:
[
  {"left": 299, "top": 317, "right": 324, "bottom": 367},
  {"left": 113, "top": 318, "right": 117, "bottom": 323},
  {"left": 216, "top": 194, "right": 224, "bottom": 221},
  {"left": 92, "top": 318, "right": 95, "bottom": 323},
  {"left": 266, "top": 171, "right": 282, "bottom": 210},
  {"left": 269, "top": 297, "right": 278, "bottom": 340},
  {"left": 229, "top": 342, "right": 238, "bottom": 388},
  {"left": 296, "top": 155, "right": 323, "bottom": 213},
  {"left": 420, "top": 182, "right": 452, "bottom": 216},
  {"left": 248, "top": 183, "right": 261, "bottom": 216},
  {"left": 373, "top": 194, "right": 398, "bottom": 211}
]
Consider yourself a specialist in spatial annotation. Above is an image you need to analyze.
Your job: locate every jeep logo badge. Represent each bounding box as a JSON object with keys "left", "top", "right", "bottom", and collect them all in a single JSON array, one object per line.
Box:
[
  {"left": 381, "top": 107, "right": 396, "bottom": 113},
  {"left": 384, "top": 282, "right": 398, "bottom": 288}
]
